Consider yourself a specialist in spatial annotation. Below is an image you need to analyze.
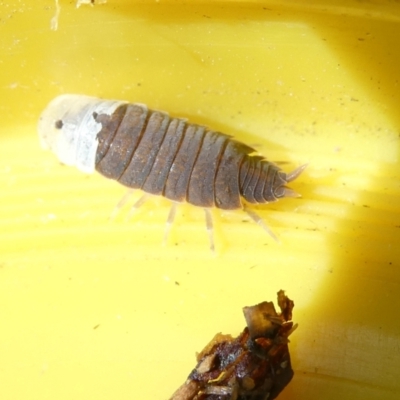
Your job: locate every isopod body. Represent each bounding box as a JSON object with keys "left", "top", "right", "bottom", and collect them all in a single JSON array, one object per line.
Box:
[{"left": 38, "top": 94, "right": 304, "bottom": 250}]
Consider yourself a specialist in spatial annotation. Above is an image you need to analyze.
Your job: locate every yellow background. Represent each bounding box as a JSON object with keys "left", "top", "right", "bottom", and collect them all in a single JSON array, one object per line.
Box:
[{"left": 1, "top": 1, "right": 400, "bottom": 399}]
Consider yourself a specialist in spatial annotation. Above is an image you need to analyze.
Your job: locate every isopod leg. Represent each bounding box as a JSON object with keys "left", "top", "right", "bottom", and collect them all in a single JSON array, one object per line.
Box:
[
  {"left": 163, "top": 202, "right": 178, "bottom": 246},
  {"left": 109, "top": 189, "right": 135, "bottom": 220},
  {"left": 204, "top": 208, "right": 215, "bottom": 252},
  {"left": 282, "top": 187, "right": 301, "bottom": 198},
  {"left": 126, "top": 193, "right": 151, "bottom": 220},
  {"left": 243, "top": 205, "right": 279, "bottom": 243},
  {"left": 285, "top": 164, "right": 307, "bottom": 183}
]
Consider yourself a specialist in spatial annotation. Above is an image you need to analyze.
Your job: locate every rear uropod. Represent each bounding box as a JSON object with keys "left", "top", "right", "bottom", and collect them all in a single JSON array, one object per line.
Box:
[{"left": 38, "top": 94, "right": 305, "bottom": 251}]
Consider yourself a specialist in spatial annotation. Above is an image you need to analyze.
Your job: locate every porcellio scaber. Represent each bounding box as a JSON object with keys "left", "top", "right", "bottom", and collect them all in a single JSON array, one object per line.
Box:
[{"left": 38, "top": 94, "right": 305, "bottom": 250}]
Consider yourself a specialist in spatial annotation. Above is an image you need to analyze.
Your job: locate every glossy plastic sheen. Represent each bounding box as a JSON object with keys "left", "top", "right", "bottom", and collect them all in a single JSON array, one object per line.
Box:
[{"left": 1, "top": 2, "right": 400, "bottom": 400}]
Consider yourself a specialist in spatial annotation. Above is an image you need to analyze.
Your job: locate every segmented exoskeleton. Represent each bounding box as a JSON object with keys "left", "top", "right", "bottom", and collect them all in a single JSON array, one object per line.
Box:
[{"left": 38, "top": 95, "right": 305, "bottom": 250}]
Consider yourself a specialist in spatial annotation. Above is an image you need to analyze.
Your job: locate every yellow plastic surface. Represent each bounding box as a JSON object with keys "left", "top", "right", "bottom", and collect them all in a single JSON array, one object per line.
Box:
[{"left": 1, "top": 1, "right": 400, "bottom": 399}]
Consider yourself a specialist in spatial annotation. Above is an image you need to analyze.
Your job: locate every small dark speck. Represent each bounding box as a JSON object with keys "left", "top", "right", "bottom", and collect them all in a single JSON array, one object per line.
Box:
[
  {"left": 358, "top": 38, "right": 365, "bottom": 41},
  {"left": 92, "top": 111, "right": 98, "bottom": 120},
  {"left": 93, "top": 324, "right": 100, "bottom": 330},
  {"left": 175, "top": 281, "right": 180, "bottom": 286},
  {"left": 55, "top": 119, "right": 63, "bottom": 129},
  {"left": 351, "top": 98, "right": 359, "bottom": 102},
  {"left": 362, "top": 204, "right": 370, "bottom": 208},
  {"left": 203, "top": 14, "right": 211, "bottom": 18},
  {"left": 137, "top": 82, "right": 141, "bottom": 87}
]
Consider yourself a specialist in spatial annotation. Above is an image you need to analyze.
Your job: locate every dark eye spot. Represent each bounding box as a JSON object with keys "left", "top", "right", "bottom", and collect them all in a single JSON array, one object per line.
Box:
[
  {"left": 55, "top": 120, "right": 63, "bottom": 129},
  {"left": 92, "top": 111, "right": 98, "bottom": 120}
]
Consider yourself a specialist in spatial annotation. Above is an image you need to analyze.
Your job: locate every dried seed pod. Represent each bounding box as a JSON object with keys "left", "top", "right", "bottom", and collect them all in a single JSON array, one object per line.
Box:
[
  {"left": 38, "top": 95, "right": 305, "bottom": 249},
  {"left": 169, "top": 290, "right": 296, "bottom": 400}
]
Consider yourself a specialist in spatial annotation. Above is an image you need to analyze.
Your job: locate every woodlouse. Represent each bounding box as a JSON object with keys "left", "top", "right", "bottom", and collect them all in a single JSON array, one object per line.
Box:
[{"left": 38, "top": 94, "right": 305, "bottom": 250}]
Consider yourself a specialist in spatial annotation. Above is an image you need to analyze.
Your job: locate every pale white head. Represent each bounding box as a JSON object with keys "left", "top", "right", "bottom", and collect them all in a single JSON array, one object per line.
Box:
[{"left": 38, "top": 94, "right": 126, "bottom": 173}]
